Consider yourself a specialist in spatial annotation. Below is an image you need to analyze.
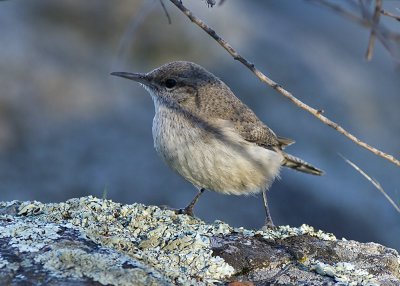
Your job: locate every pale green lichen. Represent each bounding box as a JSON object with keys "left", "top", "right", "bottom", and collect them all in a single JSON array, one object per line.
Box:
[
  {"left": 0, "top": 200, "right": 19, "bottom": 208},
  {"left": 2, "top": 196, "right": 391, "bottom": 286},
  {"left": 309, "top": 260, "right": 379, "bottom": 286},
  {"left": 23, "top": 196, "right": 235, "bottom": 285},
  {"left": 0, "top": 205, "right": 173, "bottom": 285},
  {"left": 0, "top": 219, "right": 60, "bottom": 252},
  {"left": 35, "top": 248, "right": 167, "bottom": 286},
  {"left": 253, "top": 224, "right": 336, "bottom": 241},
  {"left": 17, "top": 201, "right": 44, "bottom": 216},
  {"left": 230, "top": 223, "right": 337, "bottom": 242}
]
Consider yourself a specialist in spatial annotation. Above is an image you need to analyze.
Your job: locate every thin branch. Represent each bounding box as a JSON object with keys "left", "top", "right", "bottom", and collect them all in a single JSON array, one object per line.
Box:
[
  {"left": 307, "top": 0, "right": 371, "bottom": 27},
  {"left": 340, "top": 154, "right": 400, "bottom": 213},
  {"left": 159, "top": 0, "right": 172, "bottom": 24},
  {"left": 311, "top": 0, "right": 400, "bottom": 41},
  {"left": 381, "top": 9, "right": 400, "bottom": 22},
  {"left": 365, "top": 0, "right": 382, "bottom": 61},
  {"left": 168, "top": 0, "right": 400, "bottom": 168},
  {"left": 308, "top": 0, "right": 400, "bottom": 60}
]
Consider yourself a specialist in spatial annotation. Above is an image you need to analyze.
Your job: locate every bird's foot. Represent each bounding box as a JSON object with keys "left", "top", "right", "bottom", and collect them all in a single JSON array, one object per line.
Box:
[
  {"left": 159, "top": 205, "right": 195, "bottom": 217},
  {"left": 175, "top": 206, "right": 195, "bottom": 217},
  {"left": 261, "top": 217, "right": 277, "bottom": 231},
  {"left": 159, "top": 189, "right": 204, "bottom": 217}
]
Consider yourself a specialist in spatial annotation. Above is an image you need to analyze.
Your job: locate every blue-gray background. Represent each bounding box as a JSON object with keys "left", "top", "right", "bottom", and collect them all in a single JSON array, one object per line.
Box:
[{"left": 1, "top": 1, "right": 399, "bottom": 250}]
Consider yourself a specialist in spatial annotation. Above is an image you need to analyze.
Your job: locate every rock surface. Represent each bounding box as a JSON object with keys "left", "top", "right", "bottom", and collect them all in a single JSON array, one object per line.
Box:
[{"left": 0, "top": 196, "right": 399, "bottom": 286}]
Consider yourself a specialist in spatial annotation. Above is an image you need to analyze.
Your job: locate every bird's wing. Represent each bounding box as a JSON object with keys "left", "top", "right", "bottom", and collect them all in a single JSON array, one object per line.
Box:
[
  {"left": 196, "top": 84, "right": 284, "bottom": 148},
  {"left": 232, "top": 117, "right": 280, "bottom": 148},
  {"left": 182, "top": 81, "right": 294, "bottom": 149}
]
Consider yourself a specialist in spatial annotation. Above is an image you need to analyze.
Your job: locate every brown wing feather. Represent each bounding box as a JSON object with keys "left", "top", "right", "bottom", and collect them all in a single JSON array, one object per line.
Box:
[
  {"left": 192, "top": 82, "right": 280, "bottom": 147},
  {"left": 277, "top": 136, "right": 295, "bottom": 148}
]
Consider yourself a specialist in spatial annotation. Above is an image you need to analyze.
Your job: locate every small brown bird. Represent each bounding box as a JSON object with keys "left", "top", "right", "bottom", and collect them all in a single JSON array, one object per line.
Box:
[{"left": 111, "top": 61, "right": 323, "bottom": 227}]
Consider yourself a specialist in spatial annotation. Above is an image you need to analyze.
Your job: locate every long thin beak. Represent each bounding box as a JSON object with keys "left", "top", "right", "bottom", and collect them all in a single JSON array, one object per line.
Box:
[{"left": 110, "top": 72, "right": 151, "bottom": 85}]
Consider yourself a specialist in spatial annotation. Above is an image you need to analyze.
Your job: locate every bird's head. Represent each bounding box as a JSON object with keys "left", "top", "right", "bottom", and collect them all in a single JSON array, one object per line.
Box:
[{"left": 111, "top": 61, "right": 220, "bottom": 106}]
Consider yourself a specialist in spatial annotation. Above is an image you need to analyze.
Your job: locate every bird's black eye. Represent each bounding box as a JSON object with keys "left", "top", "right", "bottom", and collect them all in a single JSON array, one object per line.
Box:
[{"left": 165, "top": 78, "right": 177, "bottom": 89}]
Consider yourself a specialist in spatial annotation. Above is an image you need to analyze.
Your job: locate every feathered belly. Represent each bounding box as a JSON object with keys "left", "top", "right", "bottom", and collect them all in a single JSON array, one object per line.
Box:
[{"left": 152, "top": 111, "right": 283, "bottom": 195}]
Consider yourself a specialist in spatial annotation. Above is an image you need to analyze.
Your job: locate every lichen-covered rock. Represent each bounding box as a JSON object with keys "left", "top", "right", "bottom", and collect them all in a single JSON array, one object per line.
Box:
[
  {"left": 0, "top": 200, "right": 169, "bottom": 286},
  {"left": 0, "top": 196, "right": 399, "bottom": 286}
]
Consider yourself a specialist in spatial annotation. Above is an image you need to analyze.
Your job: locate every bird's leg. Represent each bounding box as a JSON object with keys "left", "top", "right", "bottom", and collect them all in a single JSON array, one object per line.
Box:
[
  {"left": 262, "top": 190, "right": 275, "bottom": 228},
  {"left": 177, "top": 188, "right": 205, "bottom": 216}
]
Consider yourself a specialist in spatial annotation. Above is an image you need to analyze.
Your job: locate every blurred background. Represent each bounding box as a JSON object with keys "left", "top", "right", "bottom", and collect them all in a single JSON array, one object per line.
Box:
[{"left": 0, "top": 0, "right": 399, "bottom": 250}]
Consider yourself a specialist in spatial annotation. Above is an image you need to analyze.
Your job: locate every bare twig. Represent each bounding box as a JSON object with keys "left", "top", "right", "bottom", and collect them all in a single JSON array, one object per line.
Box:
[
  {"left": 365, "top": 0, "right": 382, "bottom": 61},
  {"left": 168, "top": 0, "right": 400, "bottom": 168},
  {"left": 381, "top": 9, "right": 400, "bottom": 22},
  {"left": 308, "top": 0, "right": 400, "bottom": 60},
  {"left": 340, "top": 154, "right": 400, "bottom": 213},
  {"left": 159, "top": 0, "right": 172, "bottom": 24},
  {"left": 307, "top": 0, "right": 371, "bottom": 27},
  {"left": 313, "top": 0, "right": 400, "bottom": 40}
]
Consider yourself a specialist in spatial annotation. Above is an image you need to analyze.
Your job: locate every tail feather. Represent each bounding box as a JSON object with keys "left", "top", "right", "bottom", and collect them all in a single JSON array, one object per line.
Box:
[{"left": 282, "top": 153, "right": 324, "bottom": 176}]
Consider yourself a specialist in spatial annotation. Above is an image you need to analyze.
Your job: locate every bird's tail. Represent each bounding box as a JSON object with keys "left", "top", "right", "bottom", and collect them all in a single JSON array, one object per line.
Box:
[{"left": 282, "top": 153, "right": 324, "bottom": 176}]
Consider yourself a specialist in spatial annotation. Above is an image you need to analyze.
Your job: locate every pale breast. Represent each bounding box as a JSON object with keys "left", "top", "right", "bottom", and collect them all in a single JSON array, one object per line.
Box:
[{"left": 152, "top": 104, "right": 283, "bottom": 195}]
